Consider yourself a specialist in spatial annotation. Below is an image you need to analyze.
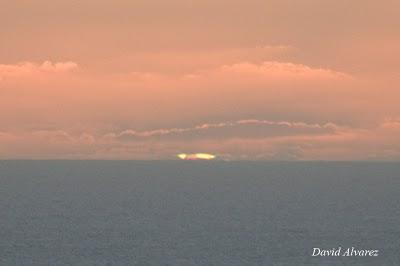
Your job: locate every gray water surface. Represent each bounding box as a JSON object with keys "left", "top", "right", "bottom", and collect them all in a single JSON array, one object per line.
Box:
[{"left": 0, "top": 161, "right": 399, "bottom": 265}]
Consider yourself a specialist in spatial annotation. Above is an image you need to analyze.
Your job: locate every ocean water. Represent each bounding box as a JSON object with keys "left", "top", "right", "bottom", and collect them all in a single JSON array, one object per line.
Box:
[{"left": 0, "top": 161, "right": 399, "bottom": 265}]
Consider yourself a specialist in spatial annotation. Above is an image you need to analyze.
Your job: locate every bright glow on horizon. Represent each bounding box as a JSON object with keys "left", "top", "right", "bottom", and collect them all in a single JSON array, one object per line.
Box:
[{"left": 177, "top": 153, "right": 216, "bottom": 160}]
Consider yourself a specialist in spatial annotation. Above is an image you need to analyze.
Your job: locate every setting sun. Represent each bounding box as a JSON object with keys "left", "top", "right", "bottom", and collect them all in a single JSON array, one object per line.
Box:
[{"left": 177, "top": 153, "right": 216, "bottom": 160}]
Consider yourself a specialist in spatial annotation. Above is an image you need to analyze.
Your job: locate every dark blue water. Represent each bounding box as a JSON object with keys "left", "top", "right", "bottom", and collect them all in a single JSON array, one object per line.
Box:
[{"left": 0, "top": 161, "right": 399, "bottom": 265}]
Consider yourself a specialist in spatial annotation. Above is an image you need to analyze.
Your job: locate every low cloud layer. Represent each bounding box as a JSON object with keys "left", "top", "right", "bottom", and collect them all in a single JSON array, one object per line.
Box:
[
  {"left": 0, "top": 48, "right": 399, "bottom": 160},
  {"left": 1, "top": 118, "right": 399, "bottom": 160},
  {"left": 112, "top": 119, "right": 337, "bottom": 141}
]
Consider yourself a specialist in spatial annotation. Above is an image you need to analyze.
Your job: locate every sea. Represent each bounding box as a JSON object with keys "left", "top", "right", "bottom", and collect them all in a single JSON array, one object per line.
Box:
[{"left": 0, "top": 160, "right": 399, "bottom": 265}]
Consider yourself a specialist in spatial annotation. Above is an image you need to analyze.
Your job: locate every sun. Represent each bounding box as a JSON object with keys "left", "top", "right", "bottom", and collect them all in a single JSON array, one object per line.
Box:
[{"left": 177, "top": 153, "right": 216, "bottom": 160}]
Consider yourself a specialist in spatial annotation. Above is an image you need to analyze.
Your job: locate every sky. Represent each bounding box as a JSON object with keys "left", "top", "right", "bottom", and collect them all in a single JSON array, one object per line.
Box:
[{"left": 1, "top": 0, "right": 400, "bottom": 160}]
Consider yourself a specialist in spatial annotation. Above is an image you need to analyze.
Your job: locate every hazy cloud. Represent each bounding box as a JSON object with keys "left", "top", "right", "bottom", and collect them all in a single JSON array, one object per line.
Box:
[
  {"left": 0, "top": 61, "right": 78, "bottom": 78},
  {"left": 112, "top": 119, "right": 338, "bottom": 141}
]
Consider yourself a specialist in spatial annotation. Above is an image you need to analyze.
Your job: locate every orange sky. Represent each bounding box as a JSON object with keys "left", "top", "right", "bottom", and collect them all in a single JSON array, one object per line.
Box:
[{"left": 1, "top": 0, "right": 400, "bottom": 160}]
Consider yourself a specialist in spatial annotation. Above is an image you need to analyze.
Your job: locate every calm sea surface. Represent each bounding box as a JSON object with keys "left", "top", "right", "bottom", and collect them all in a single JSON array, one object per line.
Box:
[{"left": 0, "top": 161, "right": 399, "bottom": 265}]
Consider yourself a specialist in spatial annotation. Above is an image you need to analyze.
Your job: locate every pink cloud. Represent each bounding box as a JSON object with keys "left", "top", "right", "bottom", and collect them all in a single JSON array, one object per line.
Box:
[
  {"left": 0, "top": 61, "right": 78, "bottom": 80},
  {"left": 0, "top": 58, "right": 397, "bottom": 160},
  {"left": 216, "top": 61, "right": 351, "bottom": 80}
]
